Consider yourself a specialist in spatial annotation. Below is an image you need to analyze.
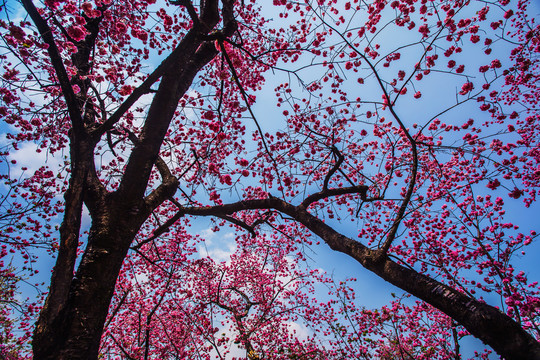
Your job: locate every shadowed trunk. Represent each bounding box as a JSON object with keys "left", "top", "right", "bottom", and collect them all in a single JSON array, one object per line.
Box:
[{"left": 33, "top": 197, "right": 146, "bottom": 359}]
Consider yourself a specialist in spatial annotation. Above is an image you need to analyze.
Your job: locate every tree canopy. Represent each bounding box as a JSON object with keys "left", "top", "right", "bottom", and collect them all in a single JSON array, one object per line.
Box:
[{"left": 0, "top": 0, "right": 539, "bottom": 358}]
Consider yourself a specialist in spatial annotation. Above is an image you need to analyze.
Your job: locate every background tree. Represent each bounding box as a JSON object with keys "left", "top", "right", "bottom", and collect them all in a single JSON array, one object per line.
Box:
[
  {"left": 0, "top": 263, "right": 34, "bottom": 360},
  {"left": 0, "top": 0, "right": 539, "bottom": 358},
  {"left": 101, "top": 242, "right": 325, "bottom": 359}
]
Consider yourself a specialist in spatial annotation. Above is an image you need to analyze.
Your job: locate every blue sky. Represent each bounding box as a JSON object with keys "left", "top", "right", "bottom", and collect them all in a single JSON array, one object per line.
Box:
[{"left": 1, "top": 0, "right": 540, "bottom": 357}]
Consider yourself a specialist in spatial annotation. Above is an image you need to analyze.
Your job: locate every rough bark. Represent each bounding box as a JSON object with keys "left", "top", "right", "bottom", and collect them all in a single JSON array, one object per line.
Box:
[
  {"left": 32, "top": 159, "right": 85, "bottom": 356},
  {"left": 32, "top": 134, "right": 103, "bottom": 358},
  {"left": 33, "top": 197, "right": 145, "bottom": 359}
]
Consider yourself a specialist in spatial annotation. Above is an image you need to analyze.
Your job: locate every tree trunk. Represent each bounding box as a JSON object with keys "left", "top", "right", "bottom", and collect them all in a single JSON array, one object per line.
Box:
[
  {"left": 33, "top": 194, "right": 147, "bottom": 359},
  {"left": 30, "top": 2, "right": 231, "bottom": 354}
]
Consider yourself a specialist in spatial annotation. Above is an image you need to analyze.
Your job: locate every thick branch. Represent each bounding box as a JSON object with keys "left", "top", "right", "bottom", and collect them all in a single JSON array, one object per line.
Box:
[
  {"left": 144, "top": 157, "right": 179, "bottom": 212},
  {"left": 199, "top": 0, "right": 220, "bottom": 29},
  {"left": 96, "top": 0, "right": 236, "bottom": 138},
  {"left": 33, "top": 173, "right": 85, "bottom": 353},
  {"left": 33, "top": 136, "right": 105, "bottom": 358},
  {"left": 95, "top": 48, "right": 188, "bottom": 137},
  {"left": 117, "top": 36, "right": 218, "bottom": 200}
]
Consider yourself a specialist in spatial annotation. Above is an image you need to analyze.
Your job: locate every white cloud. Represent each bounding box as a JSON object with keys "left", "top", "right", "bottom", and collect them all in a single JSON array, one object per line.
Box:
[
  {"left": 287, "top": 321, "right": 311, "bottom": 340},
  {"left": 6, "top": 141, "right": 64, "bottom": 179},
  {"left": 198, "top": 229, "right": 236, "bottom": 263}
]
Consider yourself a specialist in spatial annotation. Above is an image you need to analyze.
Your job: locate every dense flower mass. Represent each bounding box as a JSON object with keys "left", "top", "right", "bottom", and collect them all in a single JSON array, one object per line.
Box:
[{"left": 0, "top": 0, "right": 539, "bottom": 358}]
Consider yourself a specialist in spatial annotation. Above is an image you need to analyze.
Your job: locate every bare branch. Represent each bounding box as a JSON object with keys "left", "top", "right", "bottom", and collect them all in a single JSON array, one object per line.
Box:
[
  {"left": 216, "top": 214, "right": 257, "bottom": 237},
  {"left": 301, "top": 185, "right": 369, "bottom": 209},
  {"left": 323, "top": 146, "right": 345, "bottom": 191}
]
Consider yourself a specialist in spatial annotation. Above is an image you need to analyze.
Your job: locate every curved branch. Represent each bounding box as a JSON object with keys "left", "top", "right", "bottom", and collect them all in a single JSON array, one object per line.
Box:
[
  {"left": 175, "top": 195, "right": 540, "bottom": 359},
  {"left": 323, "top": 146, "right": 344, "bottom": 191}
]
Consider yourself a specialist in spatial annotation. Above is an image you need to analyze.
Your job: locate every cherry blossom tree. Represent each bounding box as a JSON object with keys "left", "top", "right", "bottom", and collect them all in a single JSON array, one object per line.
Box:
[
  {"left": 101, "top": 241, "right": 326, "bottom": 359},
  {"left": 1, "top": 0, "right": 540, "bottom": 358},
  {"left": 0, "top": 265, "right": 33, "bottom": 360},
  {"left": 306, "top": 281, "right": 490, "bottom": 359}
]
